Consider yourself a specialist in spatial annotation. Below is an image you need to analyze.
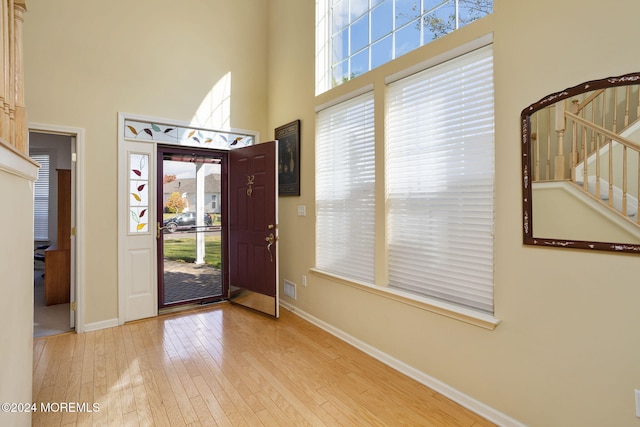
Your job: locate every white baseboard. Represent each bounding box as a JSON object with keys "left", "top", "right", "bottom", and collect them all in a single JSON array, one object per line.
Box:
[
  {"left": 279, "top": 300, "right": 524, "bottom": 427},
  {"left": 82, "top": 318, "right": 119, "bottom": 333}
]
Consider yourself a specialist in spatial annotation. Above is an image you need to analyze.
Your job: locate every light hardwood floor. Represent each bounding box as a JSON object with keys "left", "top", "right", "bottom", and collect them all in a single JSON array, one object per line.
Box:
[{"left": 32, "top": 304, "right": 495, "bottom": 426}]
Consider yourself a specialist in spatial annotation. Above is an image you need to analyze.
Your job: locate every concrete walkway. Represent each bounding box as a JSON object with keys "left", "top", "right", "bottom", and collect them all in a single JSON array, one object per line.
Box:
[{"left": 162, "top": 259, "right": 223, "bottom": 305}]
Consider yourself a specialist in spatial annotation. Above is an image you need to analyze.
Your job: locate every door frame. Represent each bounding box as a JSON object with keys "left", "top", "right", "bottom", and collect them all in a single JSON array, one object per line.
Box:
[
  {"left": 157, "top": 145, "right": 229, "bottom": 308},
  {"left": 29, "top": 123, "right": 85, "bottom": 333},
  {"left": 117, "top": 112, "right": 259, "bottom": 324}
]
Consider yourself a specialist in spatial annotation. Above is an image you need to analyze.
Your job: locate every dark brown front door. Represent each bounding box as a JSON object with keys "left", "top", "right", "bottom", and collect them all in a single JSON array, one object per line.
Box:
[{"left": 228, "top": 141, "right": 279, "bottom": 317}]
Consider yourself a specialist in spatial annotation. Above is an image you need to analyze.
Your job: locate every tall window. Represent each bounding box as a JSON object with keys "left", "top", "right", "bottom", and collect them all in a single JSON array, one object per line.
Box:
[
  {"left": 316, "top": 0, "right": 493, "bottom": 94},
  {"left": 385, "top": 45, "right": 494, "bottom": 314},
  {"left": 314, "top": 43, "right": 494, "bottom": 316},
  {"left": 316, "top": 91, "right": 376, "bottom": 283},
  {"left": 32, "top": 153, "right": 50, "bottom": 241}
]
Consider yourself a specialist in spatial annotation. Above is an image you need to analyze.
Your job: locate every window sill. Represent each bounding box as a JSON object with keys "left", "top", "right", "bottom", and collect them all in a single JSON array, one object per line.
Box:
[{"left": 310, "top": 268, "right": 501, "bottom": 331}]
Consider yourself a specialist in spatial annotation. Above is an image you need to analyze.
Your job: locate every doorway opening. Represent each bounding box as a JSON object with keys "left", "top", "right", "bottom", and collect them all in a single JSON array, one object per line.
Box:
[
  {"left": 29, "top": 131, "right": 74, "bottom": 337},
  {"left": 118, "top": 113, "right": 277, "bottom": 322},
  {"left": 158, "top": 146, "right": 228, "bottom": 308}
]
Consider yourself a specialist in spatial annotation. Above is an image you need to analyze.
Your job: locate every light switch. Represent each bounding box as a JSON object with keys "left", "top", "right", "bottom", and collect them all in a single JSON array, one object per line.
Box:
[{"left": 297, "top": 205, "right": 306, "bottom": 217}]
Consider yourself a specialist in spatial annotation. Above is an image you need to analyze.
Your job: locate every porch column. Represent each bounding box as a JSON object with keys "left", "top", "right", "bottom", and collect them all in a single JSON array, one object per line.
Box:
[{"left": 195, "top": 162, "right": 205, "bottom": 264}]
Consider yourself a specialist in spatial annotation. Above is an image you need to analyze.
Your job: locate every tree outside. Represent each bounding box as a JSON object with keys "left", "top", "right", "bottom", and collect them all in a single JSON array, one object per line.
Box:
[{"left": 165, "top": 191, "right": 186, "bottom": 215}]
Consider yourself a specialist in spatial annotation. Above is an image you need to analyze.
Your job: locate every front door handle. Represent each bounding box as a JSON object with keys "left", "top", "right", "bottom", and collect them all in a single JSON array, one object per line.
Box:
[
  {"left": 156, "top": 222, "right": 167, "bottom": 239},
  {"left": 265, "top": 232, "right": 278, "bottom": 262}
]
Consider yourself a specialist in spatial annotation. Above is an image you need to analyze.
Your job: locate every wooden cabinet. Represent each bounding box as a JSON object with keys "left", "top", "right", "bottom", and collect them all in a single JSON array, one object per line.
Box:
[
  {"left": 44, "top": 169, "right": 71, "bottom": 305},
  {"left": 44, "top": 245, "right": 70, "bottom": 305}
]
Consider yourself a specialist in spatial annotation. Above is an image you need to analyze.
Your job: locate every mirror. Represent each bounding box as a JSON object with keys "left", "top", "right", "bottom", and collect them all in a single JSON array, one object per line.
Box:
[{"left": 522, "top": 72, "right": 640, "bottom": 253}]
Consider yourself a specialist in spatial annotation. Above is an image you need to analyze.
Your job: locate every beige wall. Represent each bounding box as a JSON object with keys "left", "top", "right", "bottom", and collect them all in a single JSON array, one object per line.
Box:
[
  {"left": 0, "top": 159, "right": 36, "bottom": 427},
  {"left": 23, "top": 0, "right": 269, "bottom": 325},
  {"left": 19, "top": 0, "right": 640, "bottom": 425},
  {"left": 267, "top": 0, "right": 640, "bottom": 426}
]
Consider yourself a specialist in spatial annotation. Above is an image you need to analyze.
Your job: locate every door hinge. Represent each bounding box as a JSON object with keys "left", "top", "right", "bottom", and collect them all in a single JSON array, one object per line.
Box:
[
  {"left": 71, "top": 301, "right": 77, "bottom": 311},
  {"left": 71, "top": 152, "right": 77, "bottom": 162},
  {"left": 71, "top": 227, "right": 76, "bottom": 236}
]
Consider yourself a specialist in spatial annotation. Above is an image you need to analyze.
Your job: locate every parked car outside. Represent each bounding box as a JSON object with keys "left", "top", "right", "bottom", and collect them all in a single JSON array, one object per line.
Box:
[{"left": 163, "top": 212, "right": 212, "bottom": 233}]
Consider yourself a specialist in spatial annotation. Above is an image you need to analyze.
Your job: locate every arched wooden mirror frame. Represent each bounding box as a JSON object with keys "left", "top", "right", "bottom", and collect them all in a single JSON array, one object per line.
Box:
[{"left": 522, "top": 72, "right": 640, "bottom": 253}]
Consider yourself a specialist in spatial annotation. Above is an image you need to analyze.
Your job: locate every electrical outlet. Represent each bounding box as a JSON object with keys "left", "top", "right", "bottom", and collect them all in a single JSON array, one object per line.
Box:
[
  {"left": 635, "top": 389, "right": 640, "bottom": 418},
  {"left": 302, "top": 275, "right": 307, "bottom": 287},
  {"left": 297, "top": 205, "right": 306, "bottom": 216}
]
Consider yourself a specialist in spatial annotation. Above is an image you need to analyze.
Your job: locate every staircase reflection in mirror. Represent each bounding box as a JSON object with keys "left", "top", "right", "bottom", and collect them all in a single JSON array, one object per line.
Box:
[{"left": 522, "top": 72, "right": 640, "bottom": 253}]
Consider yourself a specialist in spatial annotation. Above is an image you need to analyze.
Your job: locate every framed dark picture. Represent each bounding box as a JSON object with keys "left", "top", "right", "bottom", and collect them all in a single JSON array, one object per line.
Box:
[{"left": 275, "top": 119, "right": 300, "bottom": 196}]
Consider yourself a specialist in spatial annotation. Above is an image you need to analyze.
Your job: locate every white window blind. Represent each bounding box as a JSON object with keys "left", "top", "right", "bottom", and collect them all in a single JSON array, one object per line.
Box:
[
  {"left": 385, "top": 45, "right": 495, "bottom": 314},
  {"left": 33, "top": 153, "right": 50, "bottom": 241},
  {"left": 316, "top": 91, "right": 375, "bottom": 283}
]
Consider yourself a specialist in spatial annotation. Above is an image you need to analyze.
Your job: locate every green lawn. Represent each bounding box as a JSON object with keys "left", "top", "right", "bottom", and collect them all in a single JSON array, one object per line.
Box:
[{"left": 163, "top": 235, "right": 222, "bottom": 268}]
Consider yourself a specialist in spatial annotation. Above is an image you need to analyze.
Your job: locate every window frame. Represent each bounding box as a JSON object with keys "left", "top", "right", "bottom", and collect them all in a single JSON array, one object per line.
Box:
[{"left": 316, "top": 0, "right": 494, "bottom": 94}]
